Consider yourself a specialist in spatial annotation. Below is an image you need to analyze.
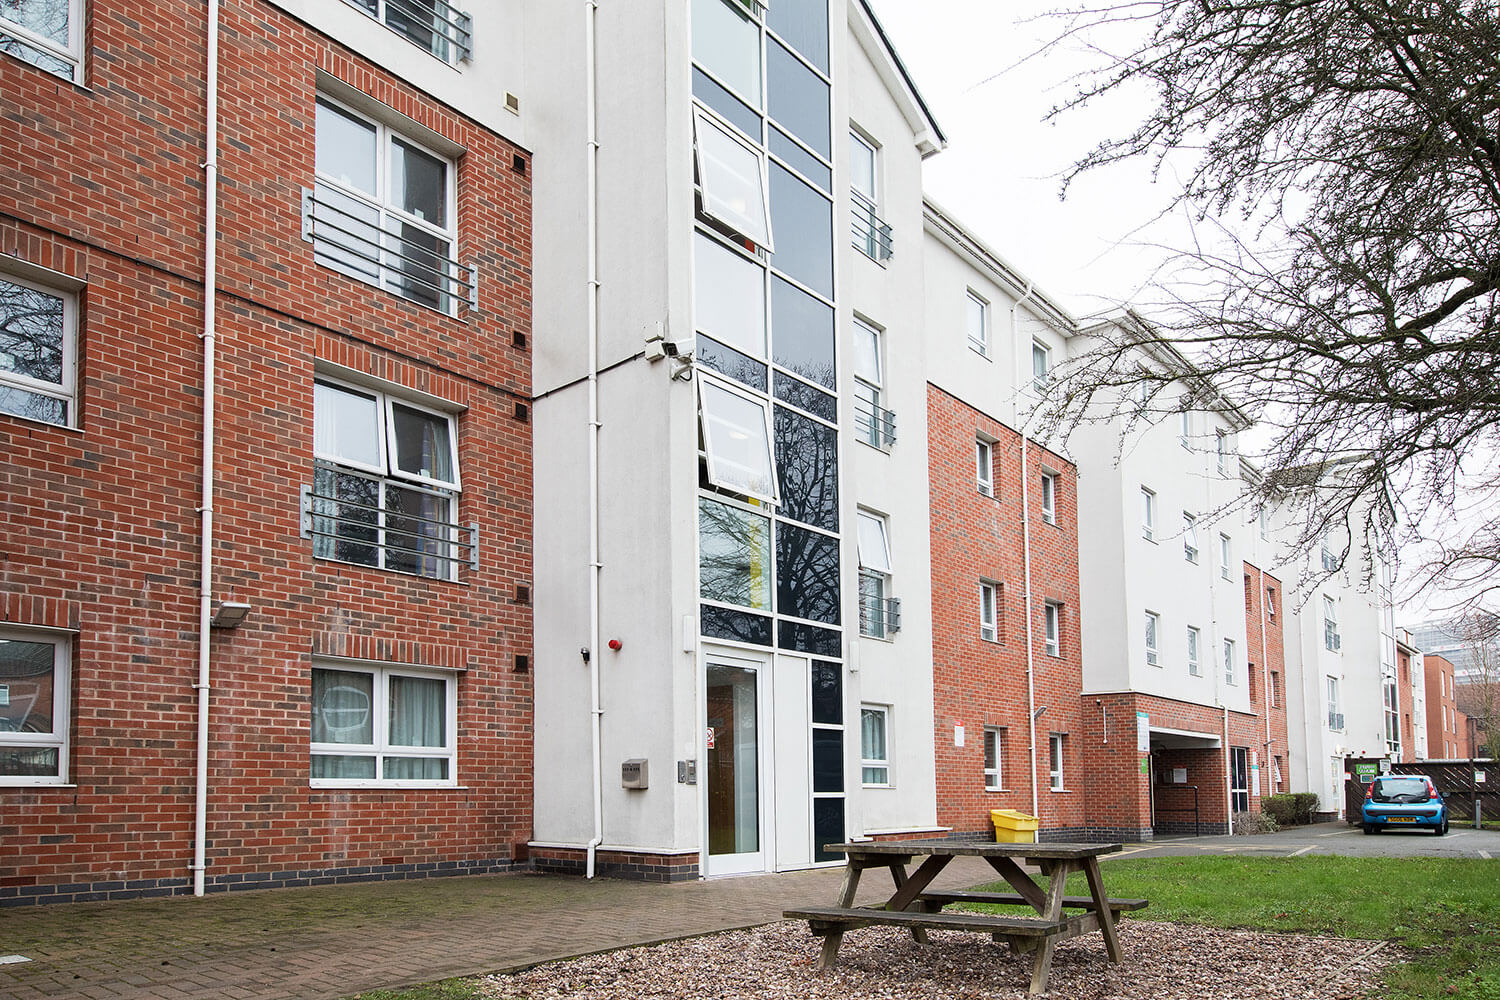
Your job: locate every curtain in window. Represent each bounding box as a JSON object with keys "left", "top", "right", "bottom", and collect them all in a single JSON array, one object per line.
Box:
[
  {"left": 861, "top": 708, "right": 885, "bottom": 763},
  {"left": 310, "top": 669, "right": 377, "bottom": 780},
  {"left": 385, "top": 674, "right": 447, "bottom": 780}
]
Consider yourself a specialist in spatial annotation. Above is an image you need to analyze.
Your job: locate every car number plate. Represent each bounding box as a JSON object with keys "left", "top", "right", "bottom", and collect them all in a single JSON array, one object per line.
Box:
[{"left": 1387, "top": 816, "right": 1416, "bottom": 822}]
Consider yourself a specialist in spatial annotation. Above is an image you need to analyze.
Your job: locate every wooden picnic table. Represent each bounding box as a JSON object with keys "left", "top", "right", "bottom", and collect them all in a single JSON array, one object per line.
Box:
[{"left": 784, "top": 839, "right": 1145, "bottom": 995}]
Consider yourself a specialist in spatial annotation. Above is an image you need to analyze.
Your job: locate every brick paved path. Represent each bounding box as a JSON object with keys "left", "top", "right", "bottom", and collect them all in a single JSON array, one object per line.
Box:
[{"left": 0, "top": 857, "right": 998, "bottom": 999}]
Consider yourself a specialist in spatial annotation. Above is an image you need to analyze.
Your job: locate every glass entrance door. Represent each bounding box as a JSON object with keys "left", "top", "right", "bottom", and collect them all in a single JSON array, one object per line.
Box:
[
  {"left": 706, "top": 659, "right": 764, "bottom": 875},
  {"left": 1230, "top": 746, "right": 1250, "bottom": 814}
]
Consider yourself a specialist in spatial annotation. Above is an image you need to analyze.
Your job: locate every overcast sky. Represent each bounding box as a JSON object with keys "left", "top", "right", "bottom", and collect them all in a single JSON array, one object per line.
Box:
[{"left": 865, "top": 0, "right": 1190, "bottom": 319}]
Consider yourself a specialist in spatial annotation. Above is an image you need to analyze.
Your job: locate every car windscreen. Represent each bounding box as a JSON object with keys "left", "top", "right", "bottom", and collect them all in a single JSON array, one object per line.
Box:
[{"left": 1372, "top": 777, "right": 1430, "bottom": 802}]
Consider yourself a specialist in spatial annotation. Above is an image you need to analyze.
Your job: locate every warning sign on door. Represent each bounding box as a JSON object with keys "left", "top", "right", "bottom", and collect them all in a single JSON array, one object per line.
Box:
[{"left": 706, "top": 727, "right": 716, "bottom": 750}]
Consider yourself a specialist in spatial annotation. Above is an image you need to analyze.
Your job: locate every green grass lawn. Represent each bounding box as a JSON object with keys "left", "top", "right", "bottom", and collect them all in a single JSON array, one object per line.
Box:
[{"left": 972, "top": 856, "right": 1500, "bottom": 1000}]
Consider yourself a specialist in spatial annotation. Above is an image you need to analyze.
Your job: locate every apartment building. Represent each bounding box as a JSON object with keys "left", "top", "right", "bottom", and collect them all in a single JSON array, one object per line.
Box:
[
  {"left": 1424, "top": 652, "right": 1466, "bottom": 759},
  {"left": 1281, "top": 489, "right": 1402, "bottom": 816},
  {"left": 1, "top": 0, "right": 534, "bottom": 903},
  {"left": 917, "top": 203, "right": 1085, "bottom": 837},
  {"left": 1064, "top": 314, "right": 1286, "bottom": 836}
]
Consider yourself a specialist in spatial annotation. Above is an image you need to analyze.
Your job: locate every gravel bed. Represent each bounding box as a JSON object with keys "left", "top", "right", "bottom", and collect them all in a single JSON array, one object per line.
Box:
[{"left": 481, "top": 919, "right": 1401, "bottom": 999}]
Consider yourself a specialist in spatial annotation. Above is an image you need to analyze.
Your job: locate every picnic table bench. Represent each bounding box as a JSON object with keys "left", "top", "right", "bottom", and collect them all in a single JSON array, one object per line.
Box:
[{"left": 784, "top": 839, "right": 1144, "bottom": 995}]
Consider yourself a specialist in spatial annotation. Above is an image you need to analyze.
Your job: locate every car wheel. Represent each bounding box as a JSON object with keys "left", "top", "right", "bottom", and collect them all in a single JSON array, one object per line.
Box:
[
  {"left": 1363, "top": 824, "right": 1375, "bottom": 835},
  {"left": 1437, "top": 820, "right": 1448, "bottom": 836}
]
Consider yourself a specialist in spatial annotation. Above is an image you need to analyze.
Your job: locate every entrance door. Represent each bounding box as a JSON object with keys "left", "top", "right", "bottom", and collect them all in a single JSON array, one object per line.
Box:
[
  {"left": 705, "top": 656, "right": 765, "bottom": 875},
  {"left": 1230, "top": 746, "right": 1250, "bottom": 814}
]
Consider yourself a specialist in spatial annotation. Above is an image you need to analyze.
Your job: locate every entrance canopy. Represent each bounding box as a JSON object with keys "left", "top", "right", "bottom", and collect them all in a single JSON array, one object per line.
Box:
[{"left": 1150, "top": 725, "right": 1222, "bottom": 750}]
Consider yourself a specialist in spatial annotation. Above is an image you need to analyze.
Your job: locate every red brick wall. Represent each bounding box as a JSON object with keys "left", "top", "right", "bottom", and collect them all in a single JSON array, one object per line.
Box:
[
  {"left": 1397, "top": 648, "right": 1418, "bottom": 762},
  {"left": 1242, "top": 564, "right": 1289, "bottom": 796},
  {"left": 0, "top": 1, "right": 532, "bottom": 903},
  {"left": 1425, "top": 654, "right": 1461, "bottom": 758},
  {"left": 926, "top": 385, "right": 1085, "bottom": 838}
]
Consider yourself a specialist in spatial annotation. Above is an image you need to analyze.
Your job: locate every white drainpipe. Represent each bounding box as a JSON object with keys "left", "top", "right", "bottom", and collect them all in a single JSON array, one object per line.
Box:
[
  {"left": 584, "top": 0, "right": 604, "bottom": 879},
  {"left": 1012, "top": 283, "right": 1040, "bottom": 818},
  {"left": 192, "top": 0, "right": 221, "bottom": 898}
]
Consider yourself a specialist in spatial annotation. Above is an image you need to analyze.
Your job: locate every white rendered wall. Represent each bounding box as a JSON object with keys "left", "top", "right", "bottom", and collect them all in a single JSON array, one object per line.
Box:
[
  {"left": 841, "top": 22, "right": 938, "bottom": 837},
  {"left": 265, "top": 0, "right": 528, "bottom": 146}
]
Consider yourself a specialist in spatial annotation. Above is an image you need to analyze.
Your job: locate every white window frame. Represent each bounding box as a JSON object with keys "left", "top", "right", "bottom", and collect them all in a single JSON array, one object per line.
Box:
[
  {"left": 693, "top": 108, "right": 774, "bottom": 251},
  {"left": 1223, "top": 637, "right": 1236, "bottom": 685},
  {"left": 852, "top": 317, "right": 888, "bottom": 450},
  {"left": 1144, "top": 610, "right": 1161, "bottom": 666},
  {"left": 1326, "top": 675, "right": 1342, "bottom": 729},
  {"left": 0, "top": 0, "right": 83, "bottom": 81},
  {"left": 1040, "top": 471, "right": 1057, "bottom": 524},
  {"left": 1048, "top": 734, "right": 1065, "bottom": 791},
  {"left": 0, "top": 627, "right": 71, "bottom": 786},
  {"left": 1216, "top": 429, "right": 1230, "bottom": 474},
  {"left": 1187, "top": 625, "right": 1201, "bottom": 676},
  {"left": 309, "top": 659, "right": 458, "bottom": 788},
  {"left": 1183, "top": 512, "right": 1199, "bottom": 563},
  {"left": 1258, "top": 507, "right": 1269, "bottom": 540},
  {"left": 1219, "top": 533, "right": 1232, "bottom": 580},
  {"left": 1031, "top": 339, "right": 1051, "bottom": 392},
  {"left": 966, "top": 289, "right": 990, "bottom": 357},
  {"left": 1323, "top": 594, "right": 1341, "bottom": 651},
  {"left": 1179, "top": 410, "right": 1192, "bottom": 449},
  {"left": 849, "top": 129, "right": 887, "bottom": 262},
  {"left": 311, "top": 377, "right": 464, "bottom": 580},
  {"left": 979, "top": 581, "right": 999, "bottom": 643},
  {"left": 1044, "top": 602, "right": 1061, "bottom": 657},
  {"left": 697, "top": 371, "right": 779, "bottom": 504},
  {"left": 0, "top": 270, "right": 78, "bottom": 428},
  {"left": 312, "top": 95, "right": 461, "bottom": 315},
  {"left": 1265, "top": 585, "right": 1276, "bottom": 619},
  {"left": 860, "top": 704, "right": 891, "bottom": 787},
  {"left": 976, "top": 437, "right": 994, "bottom": 497},
  {"left": 857, "top": 510, "right": 895, "bottom": 639},
  {"left": 1141, "top": 487, "right": 1156, "bottom": 541},
  {"left": 984, "top": 726, "right": 1004, "bottom": 790}
]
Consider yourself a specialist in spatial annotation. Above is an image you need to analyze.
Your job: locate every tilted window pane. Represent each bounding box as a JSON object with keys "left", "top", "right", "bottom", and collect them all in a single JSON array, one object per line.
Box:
[
  {"left": 767, "top": 39, "right": 830, "bottom": 159},
  {"left": 389, "top": 401, "right": 455, "bottom": 486},
  {"left": 695, "top": 112, "right": 773, "bottom": 248},
  {"left": 768, "top": 163, "right": 832, "bottom": 297},
  {"left": 692, "top": 0, "right": 762, "bottom": 105},
  {"left": 390, "top": 138, "right": 447, "bottom": 227},
  {"left": 700, "top": 378, "right": 777, "bottom": 501},
  {"left": 388, "top": 674, "right": 446, "bottom": 748},
  {"left": 770, "top": 275, "right": 835, "bottom": 388},
  {"left": 316, "top": 100, "right": 378, "bottom": 195},
  {"left": 694, "top": 232, "right": 766, "bottom": 359},
  {"left": 776, "top": 522, "right": 840, "bottom": 624},
  {"left": 699, "top": 497, "right": 773, "bottom": 611},
  {"left": 0, "top": 277, "right": 65, "bottom": 387},
  {"left": 774, "top": 405, "right": 838, "bottom": 531},
  {"left": 314, "top": 382, "right": 383, "bottom": 468},
  {"left": 311, "top": 668, "right": 375, "bottom": 745},
  {"left": 852, "top": 320, "right": 880, "bottom": 384},
  {"left": 768, "top": 0, "right": 828, "bottom": 73},
  {"left": 967, "top": 293, "right": 987, "bottom": 351},
  {"left": 693, "top": 67, "right": 762, "bottom": 140},
  {"left": 856, "top": 512, "right": 891, "bottom": 574}
]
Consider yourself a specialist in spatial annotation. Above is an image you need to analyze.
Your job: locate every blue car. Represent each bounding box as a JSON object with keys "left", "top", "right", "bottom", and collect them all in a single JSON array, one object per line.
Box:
[{"left": 1362, "top": 774, "right": 1448, "bottom": 835}]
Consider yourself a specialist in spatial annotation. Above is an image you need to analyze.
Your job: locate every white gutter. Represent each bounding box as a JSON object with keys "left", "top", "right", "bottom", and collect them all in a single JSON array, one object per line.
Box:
[
  {"left": 1013, "top": 282, "right": 1040, "bottom": 818},
  {"left": 584, "top": 0, "right": 604, "bottom": 879},
  {"left": 192, "top": 0, "right": 221, "bottom": 898}
]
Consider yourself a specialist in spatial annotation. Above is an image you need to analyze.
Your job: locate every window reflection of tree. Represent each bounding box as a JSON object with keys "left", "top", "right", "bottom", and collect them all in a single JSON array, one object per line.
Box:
[
  {"left": 699, "top": 498, "right": 770, "bottom": 609},
  {"left": 700, "top": 605, "right": 773, "bottom": 646},
  {"left": 774, "top": 404, "right": 837, "bottom": 531}
]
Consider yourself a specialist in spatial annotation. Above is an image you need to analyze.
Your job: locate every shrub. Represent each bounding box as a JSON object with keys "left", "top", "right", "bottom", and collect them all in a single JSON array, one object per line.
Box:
[
  {"left": 1262, "top": 792, "right": 1320, "bottom": 826},
  {"left": 1233, "top": 810, "right": 1280, "bottom": 835}
]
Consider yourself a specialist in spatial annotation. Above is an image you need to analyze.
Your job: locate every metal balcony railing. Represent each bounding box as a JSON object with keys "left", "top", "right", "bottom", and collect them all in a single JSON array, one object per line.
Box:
[
  {"left": 859, "top": 589, "right": 902, "bottom": 639},
  {"left": 851, "top": 192, "right": 893, "bottom": 262},
  {"left": 302, "top": 478, "right": 479, "bottom": 579},
  {"left": 854, "top": 398, "right": 896, "bottom": 451},
  {"left": 344, "top": 0, "right": 473, "bottom": 63},
  {"left": 303, "top": 188, "right": 477, "bottom": 315}
]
